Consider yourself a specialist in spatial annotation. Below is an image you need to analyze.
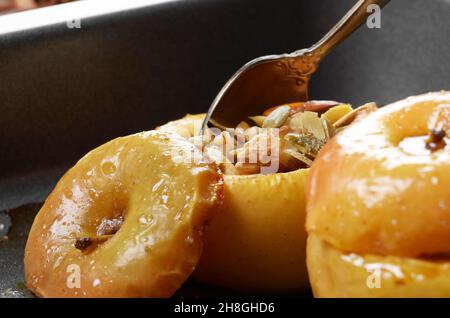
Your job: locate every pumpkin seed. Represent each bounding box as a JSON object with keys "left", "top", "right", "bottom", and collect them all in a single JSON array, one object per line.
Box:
[
  {"left": 285, "top": 149, "right": 313, "bottom": 167},
  {"left": 285, "top": 132, "right": 324, "bottom": 157},
  {"left": 262, "top": 105, "right": 291, "bottom": 128},
  {"left": 333, "top": 102, "right": 377, "bottom": 128},
  {"left": 249, "top": 116, "right": 266, "bottom": 127},
  {"left": 321, "top": 117, "right": 335, "bottom": 140},
  {"left": 321, "top": 104, "right": 353, "bottom": 124}
]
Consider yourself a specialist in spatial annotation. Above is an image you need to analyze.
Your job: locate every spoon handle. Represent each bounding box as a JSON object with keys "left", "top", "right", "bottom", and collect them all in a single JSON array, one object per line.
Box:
[{"left": 304, "top": 0, "right": 390, "bottom": 58}]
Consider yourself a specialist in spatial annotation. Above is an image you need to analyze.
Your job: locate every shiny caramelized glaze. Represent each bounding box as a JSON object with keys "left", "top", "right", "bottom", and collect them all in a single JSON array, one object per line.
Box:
[
  {"left": 158, "top": 114, "right": 310, "bottom": 291},
  {"left": 307, "top": 234, "right": 450, "bottom": 298},
  {"left": 306, "top": 91, "right": 450, "bottom": 298},
  {"left": 307, "top": 91, "right": 450, "bottom": 257},
  {"left": 24, "top": 131, "right": 222, "bottom": 297}
]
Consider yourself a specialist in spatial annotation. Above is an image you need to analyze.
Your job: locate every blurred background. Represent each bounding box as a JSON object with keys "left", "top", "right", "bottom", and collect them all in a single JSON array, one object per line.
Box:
[{"left": 0, "top": 0, "right": 75, "bottom": 13}]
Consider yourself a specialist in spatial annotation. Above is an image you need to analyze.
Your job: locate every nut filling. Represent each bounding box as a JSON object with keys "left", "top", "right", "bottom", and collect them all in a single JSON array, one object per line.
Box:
[{"left": 201, "top": 101, "right": 377, "bottom": 175}]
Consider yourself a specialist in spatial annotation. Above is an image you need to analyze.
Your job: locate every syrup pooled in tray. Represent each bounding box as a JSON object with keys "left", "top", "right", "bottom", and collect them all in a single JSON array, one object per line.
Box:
[
  {"left": 0, "top": 210, "right": 11, "bottom": 240},
  {"left": 0, "top": 203, "right": 41, "bottom": 298}
]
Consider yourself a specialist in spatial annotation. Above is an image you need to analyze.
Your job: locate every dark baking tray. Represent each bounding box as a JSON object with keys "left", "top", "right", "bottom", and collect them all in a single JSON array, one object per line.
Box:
[{"left": 0, "top": 0, "right": 449, "bottom": 297}]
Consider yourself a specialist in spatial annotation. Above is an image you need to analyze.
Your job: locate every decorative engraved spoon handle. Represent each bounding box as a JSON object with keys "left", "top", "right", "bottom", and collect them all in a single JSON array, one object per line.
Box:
[{"left": 293, "top": 0, "right": 391, "bottom": 66}]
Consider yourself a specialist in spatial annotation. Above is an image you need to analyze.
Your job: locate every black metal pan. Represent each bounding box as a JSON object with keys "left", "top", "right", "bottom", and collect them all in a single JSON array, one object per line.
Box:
[{"left": 0, "top": 0, "right": 449, "bottom": 297}]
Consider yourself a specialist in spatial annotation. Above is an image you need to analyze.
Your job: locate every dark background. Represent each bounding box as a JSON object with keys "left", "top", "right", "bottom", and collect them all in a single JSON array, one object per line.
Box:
[{"left": 1, "top": 0, "right": 449, "bottom": 184}]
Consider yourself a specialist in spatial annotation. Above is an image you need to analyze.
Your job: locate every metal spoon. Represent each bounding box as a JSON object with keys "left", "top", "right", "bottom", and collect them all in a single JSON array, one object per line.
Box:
[{"left": 202, "top": 0, "right": 390, "bottom": 131}]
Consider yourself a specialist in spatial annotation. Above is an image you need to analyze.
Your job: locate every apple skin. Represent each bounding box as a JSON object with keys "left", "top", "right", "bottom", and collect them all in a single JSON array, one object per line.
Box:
[
  {"left": 307, "top": 234, "right": 450, "bottom": 298},
  {"left": 193, "top": 169, "right": 309, "bottom": 292},
  {"left": 158, "top": 114, "right": 310, "bottom": 292}
]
